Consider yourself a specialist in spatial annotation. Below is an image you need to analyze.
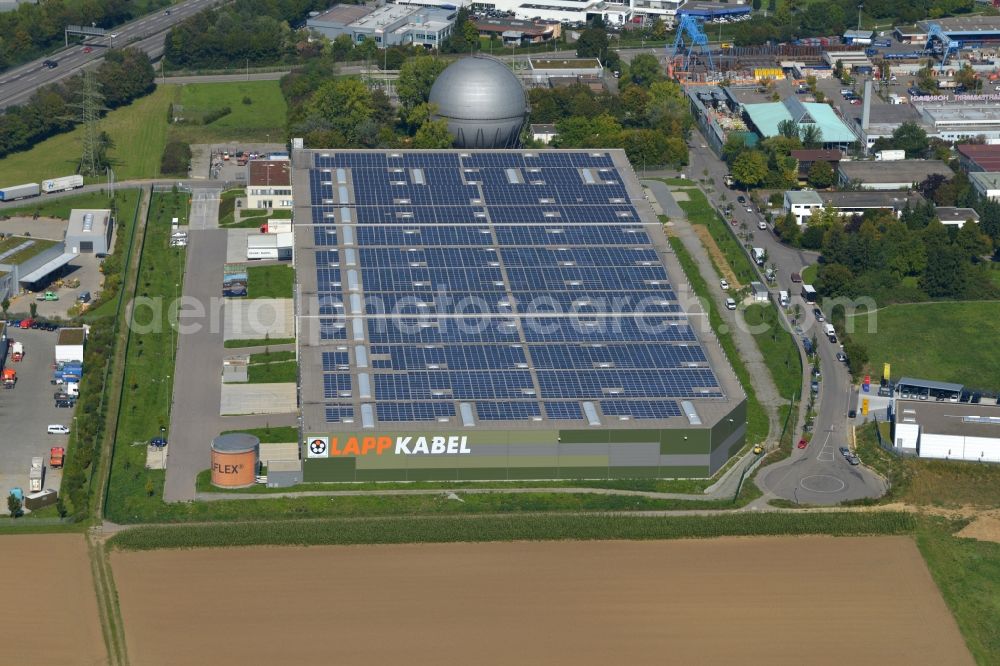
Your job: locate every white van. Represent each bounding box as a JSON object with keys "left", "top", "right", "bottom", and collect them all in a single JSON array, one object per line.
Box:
[
  {"left": 823, "top": 323, "right": 837, "bottom": 342},
  {"left": 47, "top": 425, "right": 70, "bottom": 435},
  {"left": 778, "top": 290, "right": 789, "bottom": 307}
]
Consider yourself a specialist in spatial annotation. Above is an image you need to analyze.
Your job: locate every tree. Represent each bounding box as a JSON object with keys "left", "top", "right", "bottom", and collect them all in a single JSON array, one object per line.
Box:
[
  {"left": 7, "top": 493, "right": 21, "bottom": 518},
  {"left": 807, "top": 160, "right": 835, "bottom": 188},
  {"left": 330, "top": 34, "right": 353, "bottom": 61},
  {"left": 799, "top": 124, "right": 822, "bottom": 149},
  {"left": 396, "top": 55, "right": 448, "bottom": 110},
  {"left": 645, "top": 80, "right": 691, "bottom": 135},
  {"left": 441, "top": 7, "right": 476, "bottom": 53},
  {"left": 576, "top": 27, "right": 608, "bottom": 60},
  {"left": 774, "top": 211, "right": 802, "bottom": 246},
  {"left": 29, "top": 302, "right": 37, "bottom": 319},
  {"left": 915, "top": 65, "right": 938, "bottom": 94},
  {"left": 731, "top": 150, "right": 768, "bottom": 188},
  {"left": 97, "top": 48, "right": 155, "bottom": 109},
  {"left": 889, "top": 121, "right": 929, "bottom": 158},
  {"left": 842, "top": 337, "right": 868, "bottom": 377},
  {"left": 815, "top": 263, "right": 855, "bottom": 298},
  {"left": 777, "top": 119, "right": 799, "bottom": 139},
  {"left": 1, "top": 297, "right": 8, "bottom": 317},
  {"left": 955, "top": 64, "right": 981, "bottom": 92},
  {"left": 626, "top": 53, "right": 663, "bottom": 87},
  {"left": 955, "top": 219, "right": 992, "bottom": 260}
]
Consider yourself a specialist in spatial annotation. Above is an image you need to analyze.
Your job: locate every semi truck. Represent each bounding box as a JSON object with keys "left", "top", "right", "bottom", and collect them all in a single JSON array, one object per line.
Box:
[
  {"left": 11, "top": 341, "right": 24, "bottom": 361},
  {"left": 41, "top": 175, "right": 84, "bottom": 193},
  {"left": 50, "top": 447, "right": 65, "bottom": 469},
  {"left": 2, "top": 368, "right": 16, "bottom": 388},
  {"left": 0, "top": 182, "right": 40, "bottom": 201},
  {"left": 29, "top": 457, "right": 44, "bottom": 493},
  {"left": 260, "top": 219, "right": 292, "bottom": 234}
]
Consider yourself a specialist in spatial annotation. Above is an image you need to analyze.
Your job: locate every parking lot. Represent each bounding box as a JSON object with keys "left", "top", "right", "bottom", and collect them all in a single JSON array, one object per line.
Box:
[{"left": 0, "top": 326, "right": 70, "bottom": 513}]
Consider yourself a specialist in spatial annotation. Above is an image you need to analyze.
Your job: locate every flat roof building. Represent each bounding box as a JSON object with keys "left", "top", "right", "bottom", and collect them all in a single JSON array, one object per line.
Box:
[
  {"left": 292, "top": 148, "right": 746, "bottom": 483},
  {"left": 970, "top": 172, "right": 1000, "bottom": 200},
  {"left": 0, "top": 235, "right": 70, "bottom": 297},
  {"left": 307, "top": 4, "right": 456, "bottom": 47},
  {"left": 915, "top": 104, "right": 1000, "bottom": 145},
  {"left": 247, "top": 159, "right": 293, "bottom": 210},
  {"left": 66, "top": 208, "right": 112, "bottom": 255},
  {"left": 837, "top": 159, "right": 953, "bottom": 190},
  {"left": 893, "top": 398, "right": 1000, "bottom": 462},
  {"left": 935, "top": 206, "right": 980, "bottom": 228},
  {"left": 783, "top": 190, "right": 924, "bottom": 223},
  {"left": 472, "top": 17, "right": 560, "bottom": 44}
]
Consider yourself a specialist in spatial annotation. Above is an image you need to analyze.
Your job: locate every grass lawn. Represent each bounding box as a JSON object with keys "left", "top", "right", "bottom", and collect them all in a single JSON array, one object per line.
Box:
[
  {"left": 226, "top": 210, "right": 270, "bottom": 228},
  {"left": 0, "top": 236, "right": 56, "bottom": 264},
  {"left": 0, "top": 85, "right": 172, "bottom": 185},
  {"left": 222, "top": 426, "right": 299, "bottom": 442},
  {"left": 104, "top": 190, "right": 188, "bottom": 524},
  {"left": 669, "top": 234, "right": 768, "bottom": 446},
  {"left": 224, "top": 337, "right": 295, "bottom": 348},
  {"left": 917, "top": 517, "right": 1000, "bottom": 664},
  {"left": 847, "top": 301, "right": 1000, "bottom": 389},
  {"left": 169, "top": 81, "right": 287, "bottom": 143},
  {"left": 0, "top": 191, "right": 123, "bottom": 220},
  {"left": 989, "top": 263, "right": 1000, "bottom": 290},
  {"left": 659, "top": 177, "right": 696, "bottom": 186},
  {"left": 248, "top": 264, "right": 293, "bottom": 299},
  {"left": 743, "top": 303, "right": 802, "bottom": 400},
  {"left": 217, "top": 188, "right": 244, "bottom": 226},
  {"left": 249, "top": 350, "right": 295, "bottom": 364},
  {"left": 676, "top": 187, "right": 759, "bottom": 285},
  {"left": 801, "top": 264, "right": 817, "bottom": 284},
  {"left": 247, "top": 360, "right": 297, "bottom": 383}
]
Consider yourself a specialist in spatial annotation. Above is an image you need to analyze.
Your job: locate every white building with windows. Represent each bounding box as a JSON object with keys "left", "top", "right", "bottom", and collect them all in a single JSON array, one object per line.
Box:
[{"left": 247, "top": 159, "right": 293, "bottom": 210}]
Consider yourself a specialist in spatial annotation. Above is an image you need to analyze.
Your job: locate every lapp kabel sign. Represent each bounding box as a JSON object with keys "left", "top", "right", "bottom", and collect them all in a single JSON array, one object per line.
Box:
[{"left": 305, "top": 434, "right": 472, "bottom": 457}]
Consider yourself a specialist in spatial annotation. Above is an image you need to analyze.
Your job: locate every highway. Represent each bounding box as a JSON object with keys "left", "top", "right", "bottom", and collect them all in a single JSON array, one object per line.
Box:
[
  {"left": 679, "top": 132, "right": 886, "bottom": 505},
  {"left": 0, "top": 0, "right": 221, "bottom": 110}
]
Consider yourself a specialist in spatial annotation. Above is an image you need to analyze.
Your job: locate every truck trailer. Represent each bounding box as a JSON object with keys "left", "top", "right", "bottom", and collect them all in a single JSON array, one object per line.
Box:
[
  {"left": 0, "top": 182, "right": 40, "bottom": 201},
  {"left": 11, "top": 341, "right": 24, "bottom": 361},
  {"left": 259, "top": 220, "right": 292, "bottom": 234},
  {"left": 2, "top": 368, "right": 16, "bottom": 388},
  {"left": 41, "top": 175, "right": 84, "bottom": 193}
]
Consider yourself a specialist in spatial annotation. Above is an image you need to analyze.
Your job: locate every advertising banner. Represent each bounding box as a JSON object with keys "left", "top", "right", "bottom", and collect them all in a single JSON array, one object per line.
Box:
[{"left": 306, "top": 436, "right": 329, "bottom": 458}]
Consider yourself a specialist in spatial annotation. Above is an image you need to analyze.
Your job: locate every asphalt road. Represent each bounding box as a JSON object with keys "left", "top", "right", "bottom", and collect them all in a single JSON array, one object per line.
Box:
[
  {"left": 0, "top": 0, "right": 221, "bottom": 110},
  {"left": 680, "top": 132, "right": 886, "bottom": 504}
]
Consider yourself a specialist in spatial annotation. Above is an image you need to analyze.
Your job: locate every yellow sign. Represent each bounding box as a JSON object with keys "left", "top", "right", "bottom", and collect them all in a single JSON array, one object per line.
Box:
[
  {"left": 883, "top": 363, "right": 891, "bottom": 382},
  {"left": 862, "top": 399, "right": 870, "bottom": 416},
  {"left": 754, "top": 68, "right": 783, "bottom": 81}
]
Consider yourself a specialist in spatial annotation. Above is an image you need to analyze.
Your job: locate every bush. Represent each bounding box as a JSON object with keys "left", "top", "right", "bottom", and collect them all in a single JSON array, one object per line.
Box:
[
  {"left": 201, "top": 106, "right": 232, "bottom": 125},
  {"left": 160, "top": 141, "right": 192, "bottom": 176},
  {"left": 242, "top": 96, "right": 252, "bottom": 105}
]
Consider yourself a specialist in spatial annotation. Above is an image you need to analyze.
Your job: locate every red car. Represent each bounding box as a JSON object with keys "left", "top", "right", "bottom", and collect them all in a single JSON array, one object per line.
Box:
[
  {"left": 797, "top": 438, "right": 808, "bottom": 449},
  {"left": 82, "top": 46, "right": 93, "bottom": 54},
  {"left": 19, "top": 318, "right": 33, "bottom": 329}
]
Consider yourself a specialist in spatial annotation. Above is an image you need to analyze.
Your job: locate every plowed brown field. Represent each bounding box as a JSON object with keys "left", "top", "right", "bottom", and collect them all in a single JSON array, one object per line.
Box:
[
  {"left": 0, "top": 534, "right": 106, "bottom": 665},
  {"left": 111, "top": 536, "right": 972, "bottom": 665}
]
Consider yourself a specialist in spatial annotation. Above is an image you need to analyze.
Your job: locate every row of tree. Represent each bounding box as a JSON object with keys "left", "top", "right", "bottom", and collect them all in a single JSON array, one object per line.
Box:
[
  {"left": 0, "top": 0, "right": 169, "bottom": 73},
  {"left": 0, "top": 48, "right": 154, "bottom": 161}
]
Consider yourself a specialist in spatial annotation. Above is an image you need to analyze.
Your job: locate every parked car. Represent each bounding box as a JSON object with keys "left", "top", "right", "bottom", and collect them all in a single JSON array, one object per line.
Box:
[
  {"left": 55, "top": 399, "right": 74, "bottom": 408},
  {"left": 839, "top": 446, "right": 851, "bottom": 457},
  {"left": 82, "top": 46, "right": 93, "bottom": 53},
  {"left": 757, "top": 220, "right": 767, "bottom": 230},
  {"left": 836, "top": 351, "right": 848, "bottom": 363},
  {"left": 797, "top": 438, "right": 808, "bottom": 449},
  {"left": 720, "top": 279, "right": 729, "bottom": 290},
  {"left": 737, "top": 195, "right": 746, "bottom": 204},
  {"left": 811, "top": 380, "right": 819, "bottom": 393},
  {"left": 78, "top": 291, "right": 92, "bottom": 303},
  {"left": 847, "top": 455, "right": 860, "bottom": 465},
  {"left": 47, "top": 425, "right": 70, "bottom": 435},
  {"left": 149, "top": 437, "right": 168, "bottom": 448},
  {"left": 813, "top": 308, "right": 825, "bottom": 322},
  {"left": 725, "top": 298, "right": 737, "bottom": 310}
]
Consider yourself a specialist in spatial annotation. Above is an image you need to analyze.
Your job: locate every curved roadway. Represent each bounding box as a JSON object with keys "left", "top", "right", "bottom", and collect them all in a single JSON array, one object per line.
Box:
[
  {"left": 0, "top": 0, "right": 221, "bottom": 109},
  {"left": 679, "top": 131, "right": 886, "bottom": 505}
]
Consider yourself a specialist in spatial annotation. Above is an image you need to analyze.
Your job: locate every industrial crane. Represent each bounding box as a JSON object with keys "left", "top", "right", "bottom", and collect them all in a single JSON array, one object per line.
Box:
[
  {"left": 925, "top": 23, "right": 960, "bottom": 72},
  {"left": 669, "top": 15, "right": 715, "bottom": 72}
]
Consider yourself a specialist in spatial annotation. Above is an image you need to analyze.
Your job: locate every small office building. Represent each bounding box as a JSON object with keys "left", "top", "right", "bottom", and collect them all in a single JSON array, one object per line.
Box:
[
  {"left": 893, "top": 398, "right": 1000, "bottom": 463},
  {"left": 247, "top": 159, "right": 293, "bottom": 210}
]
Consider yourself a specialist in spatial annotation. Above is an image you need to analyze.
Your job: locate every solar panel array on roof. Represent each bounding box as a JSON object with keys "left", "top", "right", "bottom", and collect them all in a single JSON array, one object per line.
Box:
[{"left": 302, "top": 151, "right": 725, "bottom": 427}]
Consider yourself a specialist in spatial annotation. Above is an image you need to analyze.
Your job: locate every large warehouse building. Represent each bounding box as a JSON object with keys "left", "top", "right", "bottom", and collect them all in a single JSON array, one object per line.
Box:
[
  {"left": 292, "top": 149, "right": 746, "bottom": 482},
  {"left": 893, "top": 397, "right": 1000, "bottom": 463}
]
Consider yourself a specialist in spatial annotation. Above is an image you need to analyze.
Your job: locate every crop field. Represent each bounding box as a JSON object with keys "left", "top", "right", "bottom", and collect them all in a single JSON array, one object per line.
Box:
[
  {"left": 847, "top": 301, "right": 1000, "bottom": 389},
  {"left": 0, "top": 535, "right": 105, "bottom": 664},
  {"left": 110, "top": 535, "right": 970, "bottom": 665}
]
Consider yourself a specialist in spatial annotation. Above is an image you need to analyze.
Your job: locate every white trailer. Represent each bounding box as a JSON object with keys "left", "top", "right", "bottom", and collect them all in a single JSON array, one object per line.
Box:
[
  {"left": 29, "top": 457, "right": 44, "bottom": 493},
  {"left": 875, "top": 150, "right": 905, "bottom": 161},
  {"left": 41, "top": 175, "right": 84, "bottom": 193}
]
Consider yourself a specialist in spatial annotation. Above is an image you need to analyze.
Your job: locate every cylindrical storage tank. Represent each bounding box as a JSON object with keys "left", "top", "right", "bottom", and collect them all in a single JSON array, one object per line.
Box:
[{"left": 211, "top": 433, "right": 260, "bottom": 488}]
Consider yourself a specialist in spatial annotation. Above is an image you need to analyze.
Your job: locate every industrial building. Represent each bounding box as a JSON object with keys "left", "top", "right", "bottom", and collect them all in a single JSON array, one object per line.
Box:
[
  {"left": 893, "top": 394, "right": 1000, "bottom": 463},
  {"left": 472, "top": 17, "right": 560, "bottom": 44},
  {"left": 783, "top": 190, "right": 925, "bottom": 224},
  {"left": 915, "top": 16, "right": 1000, "bottom": 44},
  {"left": 957, "top": 143, "right": 1000, "bottom": 172},
  {"left": 66, "top": 208, "right": 112, "bottom": 255},
  {"left": 0, "top": 235, "right": 72, "bottom": 300},
  {"left": 429, "top": 56, "right": 528, "bottom": 149},
  {"left": 970, "top": 171, "right": 1000, "bottom": 200},
  {"left": 292, "top": 148, "right": 746, "bottom": 482},
  {"left": 676, "top": 1, "right": 752, "bottom": 18},
  {"left": 741, "top": 97, "right": 857, "bottom": 149},
  {"left": 306, "top": 4, "right": 455, "bottom": 47},
  {"left": 914, "top": 104, "right": 1000, "bottom": 145},
  {"left": 247, "top": 159, "right": 293, "bottom": 210},
  {"left": 837, "top": 160, "right": 953, "bottom": 190},
  {"left": 393, "top": 0, "right": 631, "bottom": 24}
]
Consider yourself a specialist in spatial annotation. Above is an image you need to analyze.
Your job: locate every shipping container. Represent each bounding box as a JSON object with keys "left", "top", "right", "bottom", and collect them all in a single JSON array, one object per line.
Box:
[
  {"left": 41, "top": 175, "right": 84, "bottom": 193},
  {"left": 0, "top": 183, "right": 40, "bottom": 201}
]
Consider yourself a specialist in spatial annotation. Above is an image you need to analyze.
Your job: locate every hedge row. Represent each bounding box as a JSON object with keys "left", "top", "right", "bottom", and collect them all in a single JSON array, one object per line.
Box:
[{"left": 109, "top": 511, "right": 916, "bottom": 551}]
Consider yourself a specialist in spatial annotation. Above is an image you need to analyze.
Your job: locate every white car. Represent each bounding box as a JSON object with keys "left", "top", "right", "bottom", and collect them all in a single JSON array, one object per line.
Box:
[
  {"left": 746, "top": 206, "right": 753, "bottom": 213},
  {"left": 757, "top": 220, "right": 767, "bottom": 230},
  {"left": 720, "top": 279, "right": 729, "bottom": 290},
  {"left": 47, "top": 425, "right": 70, "bottom": 435},
  {"left": 725, "top": 298, "right": 737, "bottom": 310}
]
